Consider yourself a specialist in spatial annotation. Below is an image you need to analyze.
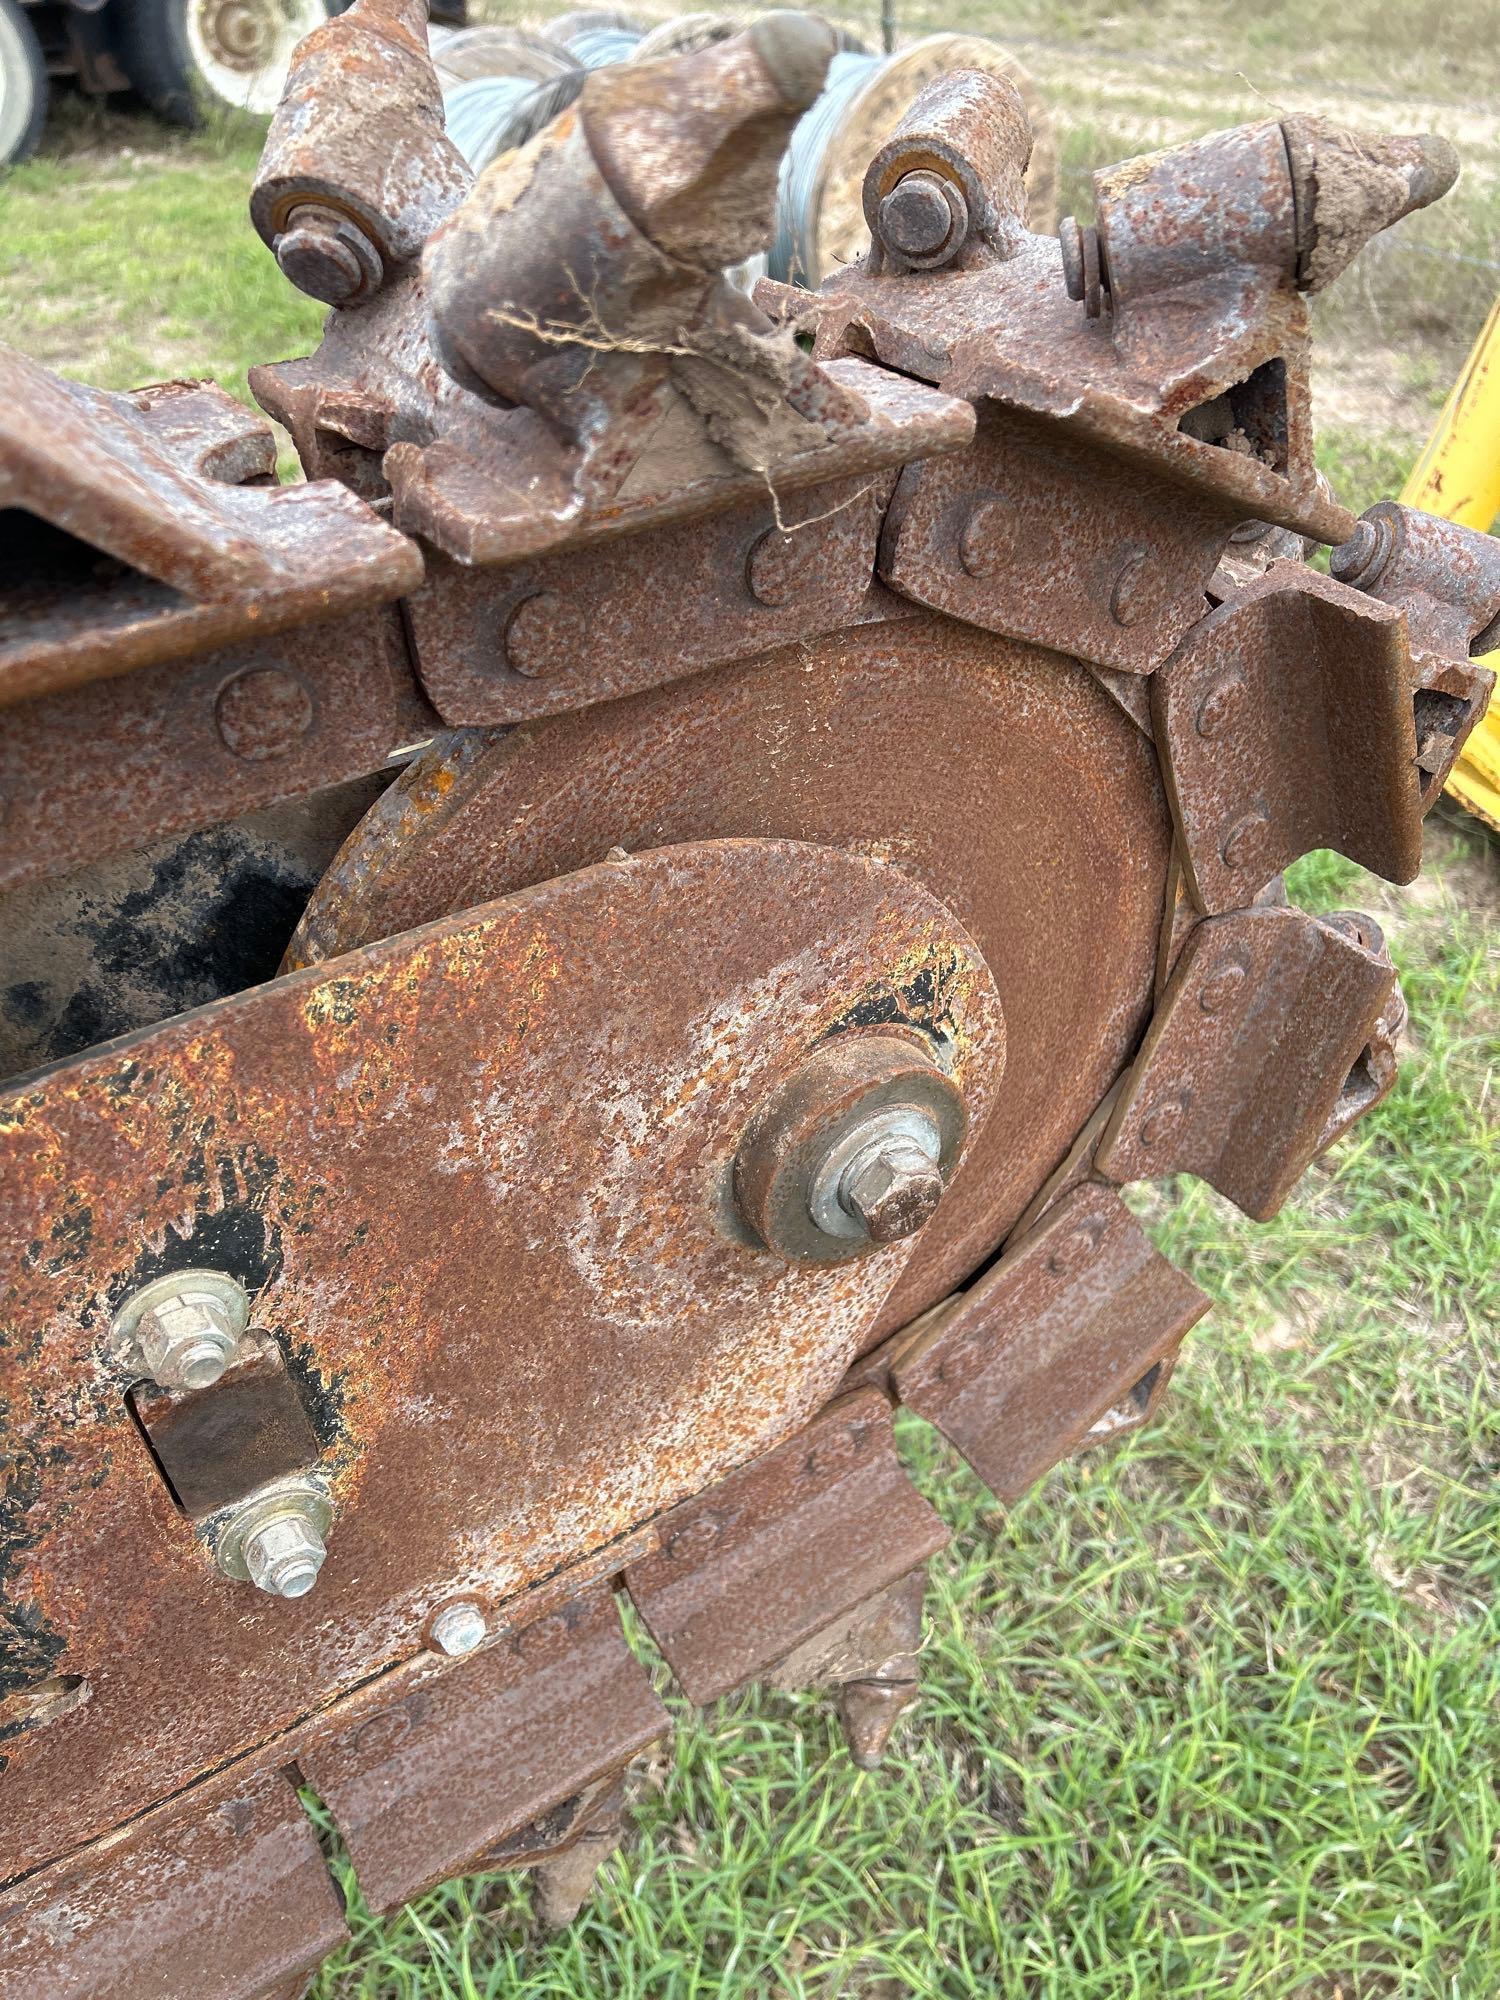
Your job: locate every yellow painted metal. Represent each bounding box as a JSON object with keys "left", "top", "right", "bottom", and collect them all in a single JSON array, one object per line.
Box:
[{"left": 1401, "top": 296, "right": 1500, "bottom": 829}]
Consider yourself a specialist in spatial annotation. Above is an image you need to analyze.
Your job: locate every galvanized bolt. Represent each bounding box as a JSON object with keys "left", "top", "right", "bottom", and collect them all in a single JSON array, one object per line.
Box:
[
  {"left": 807, "top": 1106, "right": 946, "bottom": 1246},
  {"left": 877, "top": 171, "right": 966, "bottom": 266},
  {"left": 842, "top": 1136, "right": 944, "bottom": 1243},
  {"left": 111, "top": 1269, "right": 250, "bottom": 1391},
  {"left": 273, "top": 204, "right": 383, "bottom": 308},
  {"left": 429, "top": 1601, "right": 488, "bottom": 1656},
  {"left": 217, "top": 1479, "right": 332, "bottom": 1601}
]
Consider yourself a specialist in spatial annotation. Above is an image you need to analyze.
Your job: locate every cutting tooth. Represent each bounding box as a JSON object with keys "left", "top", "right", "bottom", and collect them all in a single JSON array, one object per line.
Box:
[{"left": 838, "top": 1672, "right": 922, "bottom": 1770}]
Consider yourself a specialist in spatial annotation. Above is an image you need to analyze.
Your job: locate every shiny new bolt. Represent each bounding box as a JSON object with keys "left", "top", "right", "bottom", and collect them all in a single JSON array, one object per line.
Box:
[
  {"left": 217, "top": 1480, "right": 332, "bottom": 1601},
  {"left": 429, "top": 1602, "right": 488, "bottom": 1656},
  {"left": 111, "top": 1269, "right": 250, "bottom": 1391}
]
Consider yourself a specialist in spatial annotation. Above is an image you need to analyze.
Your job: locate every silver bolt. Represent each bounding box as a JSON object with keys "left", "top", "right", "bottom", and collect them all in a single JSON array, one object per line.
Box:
[
  {"left": 217, "top": 1479, "right": 331, "bottom": 1601},
  {"left": 429, "top": 1601, "right": 488, "bottom": 1656},
  {"left": 807, "top": 1107, "right": 946, "bottom": 1246},
  {"left": 111, "top": 1269, "right": 249, "bottom": 1391}
]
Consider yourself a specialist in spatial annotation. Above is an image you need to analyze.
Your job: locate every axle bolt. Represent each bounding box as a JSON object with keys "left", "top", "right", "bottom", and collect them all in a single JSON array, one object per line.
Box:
[
  {"left": 111, "top": 1269, "right": 249, "bottom": 1391},
  {"left": 734, "top": 1033, "right": 973, "bottom": 1263},
  {"left": 829, "top": 1120, "right": 945, "bottom": 1245},
  {"left": 877, "top": 170, "right": 966, "bottom": 266},
  {"left": 217, "top": 1479, "right": 332, "bottom": 1601}
]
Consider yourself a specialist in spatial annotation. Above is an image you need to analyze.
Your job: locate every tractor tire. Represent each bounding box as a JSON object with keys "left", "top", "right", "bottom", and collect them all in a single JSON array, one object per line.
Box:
[
  {"left": 113, "top": 0, "right": 328, "bottom": 124},
  {"left": 0, "top": 0, "right": 47, "bottom": 166}
]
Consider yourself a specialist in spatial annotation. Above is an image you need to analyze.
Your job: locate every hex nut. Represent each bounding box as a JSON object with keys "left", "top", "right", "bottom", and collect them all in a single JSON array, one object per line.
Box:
[
  {"left": 840, "top": 1134, "right": 946, "bottom": 1244},
  {"left": 245, "top": 1513, "right": 327, "bottom": 1600},
  {"left": 111, "top": 1269, "right": 250, "bottom": 1391},
  {"left": 216, "top": 1478, "right": 333, "bottom": 1601},
  {"left": 734, "top": 1033, "right": 971, "bottom": 1263}
]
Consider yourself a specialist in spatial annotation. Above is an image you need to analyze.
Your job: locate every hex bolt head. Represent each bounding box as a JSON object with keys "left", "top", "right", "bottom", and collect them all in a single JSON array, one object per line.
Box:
[
  {"left": 216, "top": 1479, "right": 333, "bottom": 1601},
  {"left": 734, "top": 1035, "right": 969, "bottom": 1263},
  {"left": 839, "top": 1134, "right": 946, "bottom": 1244},
  {"left": 111, "top": 1269, "right": 250, "bottom": 1391},
  {"left": 429, "top": 1601, "right": 488, "bottom": 1656},
  {"left": 245, "top": 1512, "right": 327, "bottom": 1600},
  {"left": 807, "top": 1104, "right": 947, "bottom": 1247}
]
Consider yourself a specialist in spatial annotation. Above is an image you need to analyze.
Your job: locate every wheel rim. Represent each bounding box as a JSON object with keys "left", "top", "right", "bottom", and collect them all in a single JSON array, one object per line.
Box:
[
  {"left": 0, "top": 2, "right": 40, "bottom": 162},
  {"left": 183, "top": 0, "right": 325, "bottom": 114}
]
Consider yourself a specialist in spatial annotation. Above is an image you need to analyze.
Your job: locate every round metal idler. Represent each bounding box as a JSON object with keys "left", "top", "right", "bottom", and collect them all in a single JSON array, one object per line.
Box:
[{"left": 734, "top": 1033, "right": 967, "bottom": 1262}]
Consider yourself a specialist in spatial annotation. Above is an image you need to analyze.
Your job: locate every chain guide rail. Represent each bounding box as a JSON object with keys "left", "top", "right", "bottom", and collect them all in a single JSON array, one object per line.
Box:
[{"left": 0, "top": 3, "right": 1493, "bottom": 1990}]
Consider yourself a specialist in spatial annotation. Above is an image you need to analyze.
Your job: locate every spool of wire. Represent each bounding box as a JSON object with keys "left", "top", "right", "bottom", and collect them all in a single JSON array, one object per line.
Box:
[{"left": 566, "top": 26, "right": 645, "bottom": 67}]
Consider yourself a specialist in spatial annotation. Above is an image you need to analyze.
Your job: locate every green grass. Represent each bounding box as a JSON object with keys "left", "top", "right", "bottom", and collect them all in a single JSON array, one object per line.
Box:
[{"left": 2, "top": 12, "right": 1497, "bottom": 1996}]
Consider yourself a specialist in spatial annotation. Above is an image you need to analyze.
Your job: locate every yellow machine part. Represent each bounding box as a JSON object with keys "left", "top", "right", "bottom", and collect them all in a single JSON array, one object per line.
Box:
[{"left": 1401, "top": 295, "right": 1500, "bottom": 830}]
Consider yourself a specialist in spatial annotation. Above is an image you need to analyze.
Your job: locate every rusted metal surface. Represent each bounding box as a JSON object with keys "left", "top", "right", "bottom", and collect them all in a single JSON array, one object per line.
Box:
[
  {"left": 1153, "top": 564, "right": 1422, "bottom": 914},
  {"left": 403, "top": 472, "right": 894, "bottom": 726},
  {"left": 625, "top": 1387, "right": 946, "bottom": 1703},
  {"left": 0, "top": 1766, "right": 348, "bottom": 1998},
  {"left": 0, "top": 837, "right": 1003, "bottom": 1882},
  {"left": 1330, "top": 502, "right": 1498, "bottom": 804},
  {"left": 0, "top": 351, "right": 424, "bottom": 709},
  {"left": 252, "top": 0, "right": 470, "bottom": 307},
  {"left": 1096, "top": 903, "right": 1400, "bottom": 1219},
  {"left": 286, "top": 611, "right": 1170, "bottom": 1344},
  {"left": 0, "top": 21, "right": 1482, "bottom": 1974},
  {"left": 0, "top": 774, "right": 391, "bottom": 1082},
  {"left": 0, "top": 609, "right": 437, "bottom": 897},
  {"left": 298, "top": 1582, "right": 666, "bottom": 1912},
  {"left": 878, "top": 401, "right": 1251, "bottom": 676},
  {"left": 766, "top": 1566, "right": 928, "bottom": 1769},
  {"left": 893, "top": 1182, "right": 1209, "bottom": 1501}
]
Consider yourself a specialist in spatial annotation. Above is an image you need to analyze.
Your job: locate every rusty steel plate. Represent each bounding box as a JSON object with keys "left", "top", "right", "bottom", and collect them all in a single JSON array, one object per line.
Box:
[
  {"left": 1096, "top": 902, "right": 1398, "bottom": 1219},
  {"left": 0, "top": 609, "right": 438, "bottom": 896},
  {"left": 893, "top": 1180, "right": 1209, "bottom": 1500},
  {"left": 289, "top": 608, "right": 1171, "bottom": 1344},
  {"left": 878, "top": 403, "right": 1242, "bottom": 676},
  {"left": 624, "top": 1387, "right": 946, "bottom": 1703},
  {"left": 298, "top": 1582, "right": 666, "bottom": 1914},
  {"left": 0, "top": 352, "right": 425, "bottom": 710},
  {"left": 0, "top": 1766, "right": 348, "bottom": 1999},
  {"left": 0, "top": 835, "right": 1003, "bottom": 1884},
  {"left": 403, "top": 474, "right": 893, "bottom": 727},
  {"left": 1152, "top": 564, "right": 1421, "bottom": 914}
]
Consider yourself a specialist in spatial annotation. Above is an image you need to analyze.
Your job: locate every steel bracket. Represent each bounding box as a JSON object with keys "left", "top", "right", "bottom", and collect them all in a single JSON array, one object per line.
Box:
[
  {"left": 1095, "top": 902, "right": 1401, "bottom": 1219},
  {"left": 297, "top": 1582, "right": 667, "bottom": 1914},
  {"left": 0, "top": 349, "right": 424, "bottom": 709},
  {"left": 0, "top": 1766, "right": 347, "bottom": 2000},
  {"left": 1153, "top": 563, "right": 1422, "bottom": 915},
  {"left": 892, "top": 1180, "right": 1208, "bottom": 1501},
  {"left": 624, "top": 1387, "right": 947, "bottom": 1705}
]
